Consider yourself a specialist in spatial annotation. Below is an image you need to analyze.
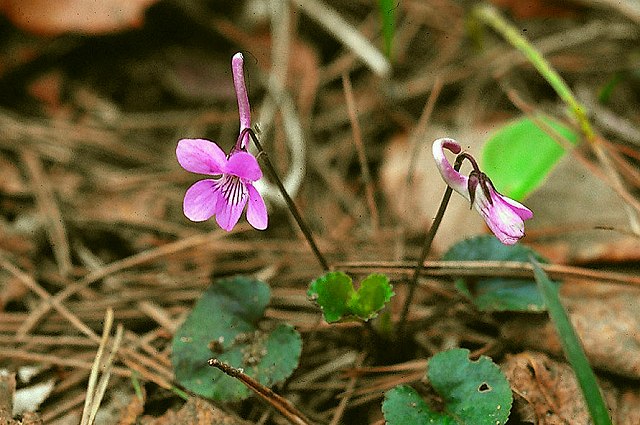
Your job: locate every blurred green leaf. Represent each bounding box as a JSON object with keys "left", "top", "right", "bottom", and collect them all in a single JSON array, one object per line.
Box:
[
  {"left": 308, "top": 272, "right": 394, "bottom": 323},
  {"left": 172, "top": 276, "right": 302, "bottom": 401},
  {"left": 378, "top": 0, "right": 395, "bottom": 59},
  {"left": 382, "top": 349, "right": 512, "bottom": 424},
  {"left": 481, "top": 116, "right": 579, "bottom": 201},
  {"left": 443, "top": 235, "right": 551, "bottom": 312},
  {"left": 598, "top": 73, "right": 622, "bottom": 104}
]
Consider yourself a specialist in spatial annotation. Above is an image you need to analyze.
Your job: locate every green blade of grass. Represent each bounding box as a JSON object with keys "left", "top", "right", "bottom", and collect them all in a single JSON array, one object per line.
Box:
[
  {"left": 530, "top": 258, "right": 611, "bottom": 425},
  {"left": 378, "top": 0, "right": 395, "bottom": 60},
  {"left": 474, "top": 4, "right": 594, "bottom": 141}
]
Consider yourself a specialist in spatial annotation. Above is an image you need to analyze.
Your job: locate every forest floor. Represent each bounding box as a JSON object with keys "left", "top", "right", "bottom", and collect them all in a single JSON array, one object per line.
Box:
[{"left": 0, "top": 0, "right": 640, "bottom": 424}]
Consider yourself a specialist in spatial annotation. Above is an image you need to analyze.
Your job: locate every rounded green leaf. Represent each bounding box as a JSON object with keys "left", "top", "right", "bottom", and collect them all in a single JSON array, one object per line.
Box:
[
  {"left": 308, "top": 271, "right": 355, "bottom": 323},
  {"left": 172, "top": 276, "right": 302, "bottom": 401},
  {"left": 382, "top": 349, "right": 512, "bottom": 424},
  {"left": 481, "top": 116, "right": 579, "bottom": 201},
  {"left": 308, "top": 272, "right": 394, "bottom": 323},
  {"left": 349, "top": 273, "right": 394, "bottom": 320},
  {"left": 428, "top": 349, "right": 512, "bottom": 425},
  {"left": 382, "top": 385, "right": 453, "bottom": 425},
  {"left": 443, "top": 235, "right": 550, "bottom": 312}
]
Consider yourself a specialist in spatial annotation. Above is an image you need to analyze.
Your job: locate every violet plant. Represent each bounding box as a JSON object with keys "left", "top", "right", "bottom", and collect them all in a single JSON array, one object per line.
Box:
[
  {"left": 398, "top": 138, "right": 533, "bottom": 337},
  {"left": 433, "top": 138, "right": 533, "bottom": 245},
  {"left": 176, "top": 52, "right": 328, "bottom": 270},
  {"left": 176, "top": 53, "right": 267, "bottom": 232},
  {"left": 172, "top": 51, "right": 540, "bottom": 425}
]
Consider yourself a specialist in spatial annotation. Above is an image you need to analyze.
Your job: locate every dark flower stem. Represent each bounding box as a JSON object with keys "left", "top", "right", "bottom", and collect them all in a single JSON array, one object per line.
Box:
[
  {"left": 397, "top": 156, "right": 463, "bottom": 339},
  {"left": 243, "top": 128, "right": 330, "bottom": 271}
]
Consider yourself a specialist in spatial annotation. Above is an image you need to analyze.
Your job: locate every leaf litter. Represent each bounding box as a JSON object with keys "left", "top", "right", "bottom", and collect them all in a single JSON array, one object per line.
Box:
[{"left": 0, "top": 0, "right": 638, "bottom": 424}]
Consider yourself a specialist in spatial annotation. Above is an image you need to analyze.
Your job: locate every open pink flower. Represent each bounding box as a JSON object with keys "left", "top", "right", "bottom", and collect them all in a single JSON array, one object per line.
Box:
[
  {"left": 176, "top": 53, "right": 267, "bottom": 231},
  {"left": 432, "top": 138, "right": 533, "bottom": 245}
]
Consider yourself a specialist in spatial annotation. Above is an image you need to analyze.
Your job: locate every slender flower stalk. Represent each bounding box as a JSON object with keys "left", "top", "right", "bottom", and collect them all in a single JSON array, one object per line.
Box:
[
  {"left": 176, "top": 53, "right": 267, "bottom": 232},
  {"left": 241, "top": 128, "right": 330, "bottom": 271},
  {"left": 398, "top": 138, "right": 533, "bottom": 340},
  {"left": 432, "top": 138, "right": 533, "bottom": 245},
  {"left": 396, "top": 156, "right": 462, "bottom": 339}
]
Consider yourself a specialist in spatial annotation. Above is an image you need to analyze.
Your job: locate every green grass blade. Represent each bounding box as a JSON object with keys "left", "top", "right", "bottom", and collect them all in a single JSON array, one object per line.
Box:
[
  {"left": 530, "top": 258, "right": 611, "bottom": 425},
  {"left": 378, "top": 0, "right": 395, "bottom": 60},
  {"left": 474, "top": 4, "right": 594, "bottom": 141}
]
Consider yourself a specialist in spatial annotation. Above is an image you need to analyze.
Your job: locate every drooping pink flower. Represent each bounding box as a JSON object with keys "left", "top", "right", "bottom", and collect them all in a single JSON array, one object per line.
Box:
[
  {"left": 432, "top": 138, "right": 533, "bottom": 245},
  {"left": 176, "top": 53, "right": 267, "bottom": 231}
]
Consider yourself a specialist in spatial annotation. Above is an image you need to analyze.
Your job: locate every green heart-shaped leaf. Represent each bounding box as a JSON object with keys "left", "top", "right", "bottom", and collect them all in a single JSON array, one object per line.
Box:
[
  {"left": 382, "top": 349, "right": 512, "bottom": 425},
  {"left": 382, "top": 385, "right": 454, "bottom": 425},
  {"left": 308, "top": 272, "right": 394, "bottom": 323},
  {"left": 443, "top": 235, "right": 552, "bottom": 312},
  {"left": 428, "top": 349, "right": 512, "bottom": 424},
  {"left": 172, "top": 276, "right": 302, "bottom": 401}
]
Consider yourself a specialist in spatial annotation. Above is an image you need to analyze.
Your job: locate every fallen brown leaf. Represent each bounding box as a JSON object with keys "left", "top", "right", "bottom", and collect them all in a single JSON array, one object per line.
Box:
[
  {"left": 502, "top": 351, "right": 614, "bottom": 425},
  {"left": 0, "top": 0, "right": 158, "bottom": 36},
  {"left": 140, "top": 397, "right": 251, "bottom": 425},
  {"left": 502, "top": 281, "right": 640, "bottom": 379}
]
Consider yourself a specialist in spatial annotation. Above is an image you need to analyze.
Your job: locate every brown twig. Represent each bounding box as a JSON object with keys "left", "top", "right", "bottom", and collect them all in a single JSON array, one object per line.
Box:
[
  {"left": 334, "top": 260, "right": 640, "bottom": 286},
  {"left": 16, "top": 230, "right": 228, "bottom": 335},
  {"left": 21, "top": 149, "right": 72, "bottom": 277},
  {"left": 0, "top": 255, "right": 99, "bottom": 342},
  {"left": 342, "top": 73, "right": 379, "bottom": 232},
  {"left": 329, "top": 351, "right": 366, "bottom": 425},
  {"left": 0, "top": 347, "right": 130, "bottom": 377},
  {"left": 208, "top": 359, "right": 313, "bottom": 425}
]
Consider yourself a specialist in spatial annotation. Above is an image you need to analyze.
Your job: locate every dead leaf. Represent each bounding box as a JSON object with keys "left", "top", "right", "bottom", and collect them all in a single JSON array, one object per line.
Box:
[
  {"left": 90, "top": 389, "right": 143, "bottom": 425},
  {"left": 502, "top": 281, "right": 640, "bottom": 379},
  {"left": 502, "top": 351, "right": 613, "bottom": 424},
  {"left": 116, "top": 392, "right": 144, "bottom": 425},
  {"left": 489, "top": 0, "right": 580, "bottom": 19},
  {"left": 13, "top": 379, "right": 54, "bottom": 416},
  {"left": 524, "top": 153, "right": 640, "bottom": 263},
  {"left": 617, "top": 389, "right": 640, "bottom": 425},
  {"left": 140, "top": 397, "right": 251, "bottom": 425},
  {"left": 0, "top": 0, "right": 159, "bottom": 36}
]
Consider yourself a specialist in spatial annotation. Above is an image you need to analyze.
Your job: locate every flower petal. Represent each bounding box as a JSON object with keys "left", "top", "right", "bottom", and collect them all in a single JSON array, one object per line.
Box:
[
  {"left": 432, "top": 138, "right": 469, "bottom": 200},
  {"left": 225, "top": 151, "right": 262, "bottom": 181},
  {"left": 177, "top": 139, "right": 227, "bottom": 175},
  {"left": 473, "top": 186, "right": 530, "bottom": 245},
  {"left": 232, "top": 53, "right": 251, "bottom": 149},
  {"left": 499, "top": 194, "right": 534, "bottom": 220},
  {"left": 183, "top": 179, "right": 219, "bottom": 222},
  {"left": 215, "top": 194, "right": 248, "bottom": 232},
  {"left": 246, "top": 184, "right": 268, "bottom": 230}
]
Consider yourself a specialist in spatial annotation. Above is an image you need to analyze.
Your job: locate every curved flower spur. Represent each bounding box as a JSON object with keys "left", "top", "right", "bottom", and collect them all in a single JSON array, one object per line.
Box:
[
  {"left": 176, "top": 53, "right": 268, "bottom": 231},
  {"left": 432, "top": 138, "right": 533, "bottom": 245}
]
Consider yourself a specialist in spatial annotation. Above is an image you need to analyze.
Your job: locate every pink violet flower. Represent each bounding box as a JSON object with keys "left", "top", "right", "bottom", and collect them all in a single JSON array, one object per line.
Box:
[
  {"left": 176, "top": 53, "right": 267, "bottom": 231},
  {"left": 432, "top": 138, "right": 533, "bottom": 245}
]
